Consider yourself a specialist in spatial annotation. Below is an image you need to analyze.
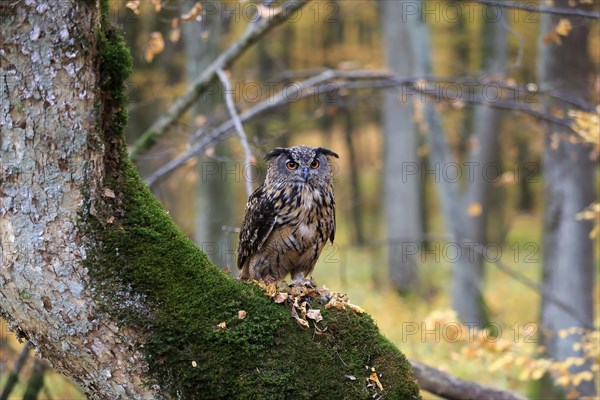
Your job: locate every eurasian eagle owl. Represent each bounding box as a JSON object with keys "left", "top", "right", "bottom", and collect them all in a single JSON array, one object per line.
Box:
[{"left": 237, "top": 146, "right": 338, "bottom": 285}]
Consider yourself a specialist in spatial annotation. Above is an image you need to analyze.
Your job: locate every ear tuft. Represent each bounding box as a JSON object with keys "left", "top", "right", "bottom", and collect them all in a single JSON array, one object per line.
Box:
[
  {"left": 315, "top": 147, "right": 339, "bottom": 159},
  {"left": 264, "top": 147, "right": 289, "bottom": 161}
]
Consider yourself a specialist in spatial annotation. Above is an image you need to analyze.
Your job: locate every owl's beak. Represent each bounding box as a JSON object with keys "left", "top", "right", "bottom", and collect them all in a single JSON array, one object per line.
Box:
[{"left": 302, "top": 167, "right": 309, "bottom": 181}]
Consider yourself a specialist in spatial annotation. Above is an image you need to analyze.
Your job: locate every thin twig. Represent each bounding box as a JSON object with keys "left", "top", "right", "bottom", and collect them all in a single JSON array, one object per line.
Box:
[
  {"left": 475, "top": 0, "right": 600, "bottom": 19},
  {"left": 216, "top": 68, "right": 254, "bottom": 196},
  {"left": 130, "top": 0, "right": 311, "bottom": 158}
]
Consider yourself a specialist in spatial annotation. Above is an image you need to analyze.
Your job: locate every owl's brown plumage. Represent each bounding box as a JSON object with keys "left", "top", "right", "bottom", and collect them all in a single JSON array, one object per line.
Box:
[{"left": 237, "top": 146, "right": 338, "bottom": 285}]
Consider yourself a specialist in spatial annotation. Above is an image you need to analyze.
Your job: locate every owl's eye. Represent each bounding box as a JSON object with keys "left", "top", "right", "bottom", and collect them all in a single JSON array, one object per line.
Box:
[
  {"left": 286, "top": 160, "right": 298, "bottom": 170},
  {"left": 310, "top": 160, "right": 320, "bottom": 169}
]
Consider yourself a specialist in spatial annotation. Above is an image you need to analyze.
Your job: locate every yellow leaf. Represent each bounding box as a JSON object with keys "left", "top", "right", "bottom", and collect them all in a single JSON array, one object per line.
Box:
[
  {"left": 558, "top": 329, "right": 570, "bottom": 338},
  {"left": 573, "top": 371, "right": 594, "bottom": 386},
  {"left": 467, "top": 202, "right": 482, "bottom": 217},
  {"left": 369, "top": 371, "right": 384, "bottom": 391},
  {"left": 556, "top": 19, "right": 573, "bottom": 37},
  {"left": 217, "top": 321, "right": 227, "bottom": 329},
  {"left": 556, "top": 375, "right": 571, "bottom": 387}
]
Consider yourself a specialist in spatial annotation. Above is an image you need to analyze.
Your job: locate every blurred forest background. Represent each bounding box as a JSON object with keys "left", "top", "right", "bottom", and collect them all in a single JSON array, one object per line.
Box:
[{"left": 1, "top": 0, "right": 599, "bottom": 399}]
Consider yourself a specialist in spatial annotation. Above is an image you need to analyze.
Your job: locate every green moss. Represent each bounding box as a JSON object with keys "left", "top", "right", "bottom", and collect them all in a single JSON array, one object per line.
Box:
[{"left": 84, "top": 1, "right": 421, "bottom": 398}]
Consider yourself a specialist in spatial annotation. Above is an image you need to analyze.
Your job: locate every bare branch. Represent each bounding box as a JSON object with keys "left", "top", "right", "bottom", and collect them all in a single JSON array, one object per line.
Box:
[
  {"left": 410, "top": 360, "right": 528, "bottom": 400},
  {"left": 475, "top": 0, "right": 600, "bottom": 19},
  {"left": 129, "top": 0, "right": 311, "bottom": 158},
  {"left": 143, "top": 69, "right": 591, "bottom": 186},
  {"left": 216, "top": 68, "right": 254, "bottom": 196}
]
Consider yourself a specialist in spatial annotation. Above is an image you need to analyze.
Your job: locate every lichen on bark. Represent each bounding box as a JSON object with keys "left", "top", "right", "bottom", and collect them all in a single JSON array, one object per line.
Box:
[{"left": 84, "top": 1, "right": 421, "bottom": 398}]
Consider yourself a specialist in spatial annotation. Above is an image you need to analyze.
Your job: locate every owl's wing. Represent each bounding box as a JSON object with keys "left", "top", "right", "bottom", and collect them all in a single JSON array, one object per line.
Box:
[
  {"left": 237, "top": 184, "right": 277, "bottom": 270},
  {"left": 329, "top": 194, "right": 336, "bottom": 243}
]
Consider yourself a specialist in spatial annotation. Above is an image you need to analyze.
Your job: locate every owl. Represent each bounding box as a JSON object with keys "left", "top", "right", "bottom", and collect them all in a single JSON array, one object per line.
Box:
[{"left": 237, "top": 146, "right": 339, "bottom": 286}]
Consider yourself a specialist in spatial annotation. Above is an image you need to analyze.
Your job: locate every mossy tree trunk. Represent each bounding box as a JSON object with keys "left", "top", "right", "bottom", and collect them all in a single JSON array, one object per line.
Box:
[{"left": 0, "top": 1, "right": 420, "bottom": 399}]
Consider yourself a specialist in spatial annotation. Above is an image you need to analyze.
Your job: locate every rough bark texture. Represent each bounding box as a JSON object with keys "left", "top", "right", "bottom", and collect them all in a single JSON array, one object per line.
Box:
[
  {"left": 0, "top": 1, "right": 152, "bottom": 397},
  {"left": 1, "top": 1, "right": 421, "bottom": 399},
  {"left": 380, "top": 0, "right": 421, "bottom": 292},
  {"left": 537, "top": 1, "right": 596, "bottom": 397}
]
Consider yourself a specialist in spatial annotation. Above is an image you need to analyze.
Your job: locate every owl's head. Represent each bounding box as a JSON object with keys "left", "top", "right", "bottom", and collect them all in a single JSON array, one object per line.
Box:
[{"left": 264, "top": 146, "right": 339, "bottom": 187}]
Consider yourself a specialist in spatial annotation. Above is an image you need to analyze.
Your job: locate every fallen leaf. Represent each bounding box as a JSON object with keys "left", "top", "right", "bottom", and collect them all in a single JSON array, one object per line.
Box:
[
  {"left": 191, "top": 360, "right": 197, "bottom": 367},
  {"left": 345, "top": 374, "right": 356, "bottom": 381},
  {"left": 217, "top": 321, "right": 227, "bottom": 329},
  {"left": 103, "top": 188, "right": 115, "bottom": 198},
  {"left": 306, "top": 309, "right": 323, "bottom": 323},
  {"left": 273, "top": 292, "right": 288, "bottom": 303},
  {"left": 291, "top": 306, "right": 309, "bottom": 328},
  {"left": 238, "top": 310, "right": 247, "bottom": 320},
  {"left": 368, "top": 369, "right": 384, "bottom": 391}
]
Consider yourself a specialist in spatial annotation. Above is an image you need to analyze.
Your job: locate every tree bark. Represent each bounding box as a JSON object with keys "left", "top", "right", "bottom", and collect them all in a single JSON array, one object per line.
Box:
[
  {"left": 537, "top": 1, "right": 596, "bottom": 397},
  {"left": 0, "top": 1, "right": 420, "bottom": 398},
  {"left": 452, "top": 15, "right": 507, "bottom": 327},
  {"left": 380, "top": 0, "right": 421, "bottom": 293}
]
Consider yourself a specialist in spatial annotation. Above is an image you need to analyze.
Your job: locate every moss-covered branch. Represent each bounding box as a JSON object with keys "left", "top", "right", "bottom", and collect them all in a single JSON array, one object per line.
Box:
[{"left": 86, "top": 1, "right": 420, "bottom": 398}]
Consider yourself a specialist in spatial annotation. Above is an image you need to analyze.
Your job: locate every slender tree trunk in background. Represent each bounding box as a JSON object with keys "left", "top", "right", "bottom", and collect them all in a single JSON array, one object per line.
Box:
[
  {"left": 380, "top": 1, "right": 421, "bottom": 293},
  {"left": 183, "top": 6, "right": 234, "bottom": 270},
  {"left": 452, "top": 18, "right": 507, "bottom": 327},
  {"left": 342, "top": 107, "right": 365, "bottom": 245},
  {"left": 537, "top": 2, "right": 596, "bottom": 397}
]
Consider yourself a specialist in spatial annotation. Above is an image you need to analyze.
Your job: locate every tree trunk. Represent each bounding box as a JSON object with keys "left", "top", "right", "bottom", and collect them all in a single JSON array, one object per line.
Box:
[
  {"left": 0, "top": 1, "right": 420, "bottom": 398},
  {"left": 380, "top": 0, "right": 421, "bottom": 293},
  {"left": 452, "top": 16, "right": 507, "bottom": 327},
  {"left": 182, "top": 3, "right": 235, "bottom": 270},
  {"left": 343, "top": 107, "right": 366, "bottom": 246},
  {"left": 537, "top": 1, "right": 596, "bottom": 397}
]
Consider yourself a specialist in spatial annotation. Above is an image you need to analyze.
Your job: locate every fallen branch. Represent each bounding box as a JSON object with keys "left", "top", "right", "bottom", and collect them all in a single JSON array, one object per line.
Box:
[
  {"left": 410, "top": 360, "right": 528, "bottom": 400},
  {"left": 130, "top": 0, "right": 311, "bottom": 158}
]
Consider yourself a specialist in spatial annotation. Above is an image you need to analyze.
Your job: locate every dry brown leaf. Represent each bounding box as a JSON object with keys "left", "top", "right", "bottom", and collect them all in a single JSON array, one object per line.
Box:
[
  {"left": 543, "top": 30, "right": 562, "bottom": 46},
  {"left": 182, "top": 2, "right": 203, "bottom": 21},
  {"left": 368, "top": 369, "right": 384, "bottom": 391},
  {"left": 273, "top": 292, "right": 288, "bottom": 303},
  {"left": 238, "top": 310, "right": 247, "bottom": 320},
  {"left": 291, "top": 306, "right": 309, "bottom": 328},
  {"left": 103, "top": 188, "right": 115, "bottom": 198},
  {"left": 145, "top": 32, "right": 165, "bottom": 63},
  {"left": 306, "top": 309, "right": 322, "bottom": 323}
]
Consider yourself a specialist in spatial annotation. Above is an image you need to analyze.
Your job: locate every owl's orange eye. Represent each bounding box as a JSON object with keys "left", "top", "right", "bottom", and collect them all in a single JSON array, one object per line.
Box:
[
  {"left": 310, "top": 160, "right": 320, "bottom": 169},
  {"left": 286, "top": 160, "right": 298, "bottom": 170}
]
